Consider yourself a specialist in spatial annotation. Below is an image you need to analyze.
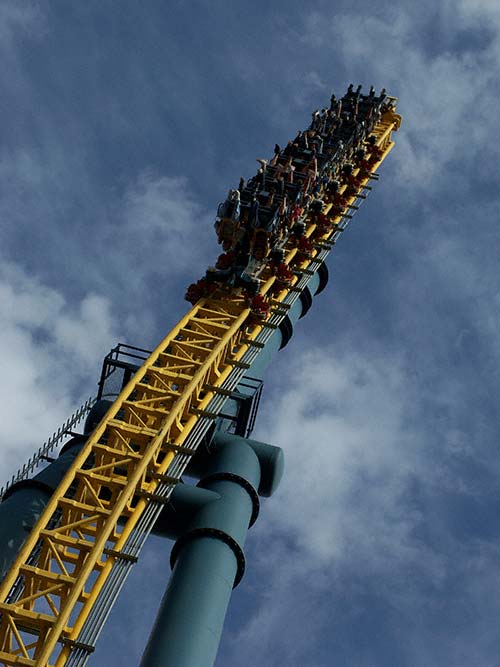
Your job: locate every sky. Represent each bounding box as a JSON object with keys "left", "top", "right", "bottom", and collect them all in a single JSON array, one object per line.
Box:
[{"left": 1, "top": 0, "right": 500, "bottom": 665}]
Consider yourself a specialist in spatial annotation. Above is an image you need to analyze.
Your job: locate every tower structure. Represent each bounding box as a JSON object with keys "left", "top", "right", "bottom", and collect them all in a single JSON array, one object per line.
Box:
[{"left": 0, "top": 87, "right": 401, "bottom": 666}]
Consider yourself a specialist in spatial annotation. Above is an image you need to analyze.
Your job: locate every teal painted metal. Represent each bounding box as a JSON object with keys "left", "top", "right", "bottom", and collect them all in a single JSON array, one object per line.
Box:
[
  {"left": 0, "top": 436, "right": 83, "bottom": 581},
  {"left": 0, "top": 399, "right": 110, "bottom": 581},
  {"left": 189, "top": 431, "right": 285, "bottom": 498},
  {"left": 140, "top": 435, "right": 275, "bottom": 667}
]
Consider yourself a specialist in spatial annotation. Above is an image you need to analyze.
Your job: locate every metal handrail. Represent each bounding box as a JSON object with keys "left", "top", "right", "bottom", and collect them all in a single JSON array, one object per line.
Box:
[{"left": 0, "top": 397, "right": 95, "bottom": 501}]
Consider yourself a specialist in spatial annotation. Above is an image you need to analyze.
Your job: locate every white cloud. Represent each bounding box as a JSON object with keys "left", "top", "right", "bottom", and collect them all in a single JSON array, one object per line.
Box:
[
  {"left": 219, "top": 340, "right": 500, "bottom": 665},
  {"left": 0, "top": 1, "right": 44, "bottom": 53},
  {"left": 256, "top": 348, "right": 435, "bottom": 573},
  {"left": 458, "top": 0, "right": 500, "bottom": 24},
  {"left": 0, "top": 165, "right": 217, "bottom": 486},
  {"left": 119, "top": 171, "right": 213, "bottom": 273},
  {"left": 297, "top": 5, "right": 500, "bottom": 190},
  {"left": 0, "top": 137, "right": 214, "bottom": 337},
  {"left": 0, "top": 261, "right": 120, "bottom": 480},
  {"left": 52, "top": 294, "right": 118, "bottom": 368}
]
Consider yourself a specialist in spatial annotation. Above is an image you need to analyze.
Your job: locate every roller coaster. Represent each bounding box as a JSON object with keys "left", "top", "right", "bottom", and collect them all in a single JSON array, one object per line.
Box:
[{"left": 0, "top": 85, "right": 401, "bottom": 667}]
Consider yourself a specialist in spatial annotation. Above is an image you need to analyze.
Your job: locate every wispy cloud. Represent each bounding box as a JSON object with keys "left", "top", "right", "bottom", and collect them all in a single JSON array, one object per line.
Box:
[
  {"left": 0, "top": 261, "right": 119, "bottom": 477},
  {"left": 117, "top": 171, "right": 213, "bottom": 278},
  {"left": 296, "top": 4, "right": 500, "bottom": 191},
  {"left": 219, "top": 338, "right": 500, "bottom": 665},
  {"left": 0, "top": 1, "right": 44, "bottom": 56}
]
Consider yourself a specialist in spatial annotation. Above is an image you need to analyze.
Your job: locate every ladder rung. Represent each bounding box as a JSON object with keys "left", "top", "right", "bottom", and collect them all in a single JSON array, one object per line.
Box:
[
  {"left": 162, "top": 442, "right": 197, "bottom": 456},
  {"left": 102, "top": 547, "right": 138, "bottom": 563},
  {"left": 136, "top": 490, "right": 172, "bottom": 504},
  {"left": 203, "top": 383, "right": 234, "bottom": 397},
  {"left": 225, "top": 359, "right": 251, "bottom": 369},
  {"left": 190, "top": 407, "right": 218, "bottom": 419},
  {"left": 149, "top": 471, "right": 180, "bottom": 484},
  {"left": 61, "top": 638, "right": 95, "bottom": 653},
  {"left": 241, "top": 338, "right": 265, "bottom": 349}
]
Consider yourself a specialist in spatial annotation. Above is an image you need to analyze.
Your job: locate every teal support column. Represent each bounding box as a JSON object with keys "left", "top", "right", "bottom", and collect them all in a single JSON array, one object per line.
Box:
[{"left": 141, "top": 434, "right": 283, "bottom": 667}]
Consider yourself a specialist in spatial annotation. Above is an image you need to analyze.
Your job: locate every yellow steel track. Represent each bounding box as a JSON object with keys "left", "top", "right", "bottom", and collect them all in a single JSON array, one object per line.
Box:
[{"left": 0, "top": 107, "right": 400, "bottom": 667}]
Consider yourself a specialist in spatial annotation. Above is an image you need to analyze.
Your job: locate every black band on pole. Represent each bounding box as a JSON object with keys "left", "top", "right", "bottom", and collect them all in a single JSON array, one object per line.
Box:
[
  {"left": 170, "top": 527, "right": 246, "bottom": 587},
  {"left": 197, "top": 471, "right": 260, "bottom": 527}
]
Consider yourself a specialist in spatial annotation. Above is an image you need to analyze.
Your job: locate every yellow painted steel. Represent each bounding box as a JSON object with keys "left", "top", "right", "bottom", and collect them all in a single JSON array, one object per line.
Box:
[{"left": 0, "top": 106, "right": 400, "bottom": 667}]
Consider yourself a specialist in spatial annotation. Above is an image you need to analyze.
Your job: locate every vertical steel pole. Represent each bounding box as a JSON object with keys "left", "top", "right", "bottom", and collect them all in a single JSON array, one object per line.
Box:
[{"left": 141, "top": 437, "right": 270, "bottom": 667}]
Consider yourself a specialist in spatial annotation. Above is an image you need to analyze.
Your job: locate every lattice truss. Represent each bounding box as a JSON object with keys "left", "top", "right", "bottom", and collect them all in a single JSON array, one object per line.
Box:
[{"left": 0, "top": 104, "right": 400, "bottom": 666}]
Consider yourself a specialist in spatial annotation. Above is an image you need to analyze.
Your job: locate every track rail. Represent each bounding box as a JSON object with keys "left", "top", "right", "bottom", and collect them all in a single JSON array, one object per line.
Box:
[{"left": 0, "top": 108, "right": 400, "bottom": 667}]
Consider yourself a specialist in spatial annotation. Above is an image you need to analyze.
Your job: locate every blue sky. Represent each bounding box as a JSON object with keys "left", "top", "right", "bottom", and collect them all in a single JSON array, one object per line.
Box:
[{"left": 2, "top": 1, "right": 500, "bottom": 665}]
